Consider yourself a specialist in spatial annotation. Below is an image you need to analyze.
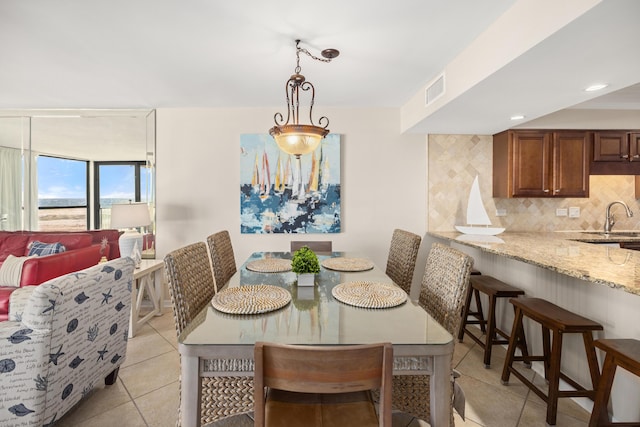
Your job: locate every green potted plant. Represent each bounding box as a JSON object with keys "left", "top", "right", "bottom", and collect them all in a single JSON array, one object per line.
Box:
[{"left": 291, "top": 246, "right": 320, "bottom": 287}]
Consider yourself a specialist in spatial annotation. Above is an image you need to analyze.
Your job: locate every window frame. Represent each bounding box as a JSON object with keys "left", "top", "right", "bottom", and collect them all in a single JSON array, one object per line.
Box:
[
  {"left": 93, "top": 161, "right": 146, "bottom": 229},
  {"left": 37, "top": 155, "right": 90, "bottom": 230}
]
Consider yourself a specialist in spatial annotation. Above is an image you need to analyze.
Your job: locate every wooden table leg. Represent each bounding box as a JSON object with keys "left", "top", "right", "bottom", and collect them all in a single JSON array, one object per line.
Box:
[
  {"left": 129, "top": 265, "right": 164, "bottom": 338},
  {"left": 154, "top": 267, "right": 164, "bottom": 316},
  {"left": 128, "top": 276, "right": 139, "bottom": 338}
]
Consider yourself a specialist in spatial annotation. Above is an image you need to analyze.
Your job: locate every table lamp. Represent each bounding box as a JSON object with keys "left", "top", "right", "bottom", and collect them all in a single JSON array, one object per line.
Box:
[{"left": 110, "top": 202, "right": 151, "bottom": 265}]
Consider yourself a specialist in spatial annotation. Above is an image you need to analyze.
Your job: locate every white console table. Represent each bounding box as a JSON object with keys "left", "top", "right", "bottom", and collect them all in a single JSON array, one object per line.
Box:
[{"left": 129, "top": 258, "right": 165, "bottom": 338}]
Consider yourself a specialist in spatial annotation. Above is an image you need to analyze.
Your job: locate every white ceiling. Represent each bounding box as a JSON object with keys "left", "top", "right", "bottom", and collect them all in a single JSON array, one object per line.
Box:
[
  {"left": 572, "top": 83, "right": 640, "bottom": 110},
  {"left": 0, "top": 0, "right": 639, "bottom": 135}
]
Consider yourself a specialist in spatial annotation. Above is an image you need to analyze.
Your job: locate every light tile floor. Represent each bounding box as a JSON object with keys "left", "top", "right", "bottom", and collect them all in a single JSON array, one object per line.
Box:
[{"left": 55, "top": 312, "right": 592, "bottom": 426}]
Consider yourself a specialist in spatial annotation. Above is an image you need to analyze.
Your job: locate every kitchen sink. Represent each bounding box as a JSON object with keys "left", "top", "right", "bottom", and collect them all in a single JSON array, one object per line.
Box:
[{"left": 581, "top": 231, "right": 640, "bottom": 238}]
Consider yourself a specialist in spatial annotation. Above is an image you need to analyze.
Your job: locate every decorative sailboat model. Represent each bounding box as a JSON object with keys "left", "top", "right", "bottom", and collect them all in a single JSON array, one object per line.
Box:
[{"left": 455, "top": 176, "right": 505, "bottom": 236}]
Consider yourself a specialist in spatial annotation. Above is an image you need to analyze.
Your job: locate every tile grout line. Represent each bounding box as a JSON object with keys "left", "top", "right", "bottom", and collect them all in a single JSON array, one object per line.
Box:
[
  {"left": 146, "top": 314, "right": 180, "bottom": 350},
  {"left": 117, "top": 374, "right": 150, "bottom": 427},
  {"left": 122, "top": 325, "right": 177, "bottom": 427}
]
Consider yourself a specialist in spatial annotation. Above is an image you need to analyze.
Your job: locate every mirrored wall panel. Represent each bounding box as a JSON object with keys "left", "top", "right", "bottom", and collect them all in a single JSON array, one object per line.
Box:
[{"left": 0, "top": 109, "right": 156, "bottom": 258}]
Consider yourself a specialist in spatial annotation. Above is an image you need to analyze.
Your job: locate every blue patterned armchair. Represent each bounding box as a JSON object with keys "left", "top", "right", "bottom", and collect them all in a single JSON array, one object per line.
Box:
[{"left": 0, "top": 258, "right": 134, "bottom": 426}]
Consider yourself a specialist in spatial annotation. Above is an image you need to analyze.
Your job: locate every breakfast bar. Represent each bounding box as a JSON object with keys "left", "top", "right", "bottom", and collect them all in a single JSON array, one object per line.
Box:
[{"left": 425, "top": 231, "right": 640, "bottom": 422}]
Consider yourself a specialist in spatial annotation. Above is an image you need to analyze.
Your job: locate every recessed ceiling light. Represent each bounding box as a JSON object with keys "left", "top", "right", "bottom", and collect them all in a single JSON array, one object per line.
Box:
[
  {"left": 585, "top": 83, "right": 608, "bottom": 92},
  {"left": 510, "top": 115, "right": 525, "bottom": 121}
]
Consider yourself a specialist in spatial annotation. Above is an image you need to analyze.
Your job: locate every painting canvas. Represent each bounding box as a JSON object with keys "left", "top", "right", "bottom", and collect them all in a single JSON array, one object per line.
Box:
[{"left": 240, "top": 133, "right": 341, "bottom": 234}]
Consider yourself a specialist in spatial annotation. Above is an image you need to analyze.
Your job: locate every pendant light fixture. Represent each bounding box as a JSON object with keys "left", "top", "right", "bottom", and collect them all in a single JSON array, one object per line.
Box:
[{"left": 269, "top": 39, "right": 339, "bottom": 158}]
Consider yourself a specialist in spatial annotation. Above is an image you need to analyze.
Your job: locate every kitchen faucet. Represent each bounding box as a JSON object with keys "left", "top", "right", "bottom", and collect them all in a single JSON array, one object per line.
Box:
[{"left": 604, "top": 201, "right": 634, "bottom": 234}]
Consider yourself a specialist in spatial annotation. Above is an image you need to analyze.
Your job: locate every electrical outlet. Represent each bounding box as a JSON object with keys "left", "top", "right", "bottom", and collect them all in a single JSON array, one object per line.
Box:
[
  {"left": 556, "top": 208, "right": 568, "bottom": 217},
  {"left": 496, "top": 209, "right": 507, "bottom": 217},
  {"left": 569, "top": 207, "right": 581, "bottom": 218}
]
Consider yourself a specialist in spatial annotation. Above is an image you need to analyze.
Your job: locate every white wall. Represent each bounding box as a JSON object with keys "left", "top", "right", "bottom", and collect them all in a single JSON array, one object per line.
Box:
[{"left": 155, "top": 107, "right": 427, "bottom": 282}]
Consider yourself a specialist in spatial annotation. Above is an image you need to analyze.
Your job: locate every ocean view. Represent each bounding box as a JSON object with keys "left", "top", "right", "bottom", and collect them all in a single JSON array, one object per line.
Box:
[
  {"left": 36, "top": 198, "right": 135, "bottom": 231},
  {"left": 38, "top": 198, "right": 132, "bottom": 208}
]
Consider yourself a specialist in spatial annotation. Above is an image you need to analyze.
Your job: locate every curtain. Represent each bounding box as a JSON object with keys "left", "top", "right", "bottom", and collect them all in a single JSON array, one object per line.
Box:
[
  {"left": 27, "top": 152, "right": 39, "bottom": 230},
  {"left": 0, "top": 146, "right": 23, "bottom": 230}
]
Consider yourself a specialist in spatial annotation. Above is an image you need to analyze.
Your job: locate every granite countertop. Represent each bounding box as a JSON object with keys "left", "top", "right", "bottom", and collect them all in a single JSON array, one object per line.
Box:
[{"left": 428, "top": 231, "right": 640, "bottom": 296}]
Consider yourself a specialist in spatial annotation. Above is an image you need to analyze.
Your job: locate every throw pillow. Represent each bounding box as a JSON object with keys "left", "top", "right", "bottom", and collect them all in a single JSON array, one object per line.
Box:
[
  {"left": 27, "top": 241, "right": 66, "bottom": 257},
  {"left": 0, "top": 255, "right": 34, "bottom": 287}
]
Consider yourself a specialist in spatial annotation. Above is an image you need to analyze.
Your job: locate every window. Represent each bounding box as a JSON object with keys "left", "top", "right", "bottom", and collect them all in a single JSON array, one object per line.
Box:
[
  {"left": 37, "top": 156, "right": 89, "bottom": 231},
  {"left": 95, "top": 161, "right": 150, "bottom": 229}
]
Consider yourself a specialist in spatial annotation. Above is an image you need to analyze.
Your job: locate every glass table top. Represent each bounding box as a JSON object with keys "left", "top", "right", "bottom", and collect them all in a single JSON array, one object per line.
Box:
[{"left": 179, "top": 252, "right": 453, "bottom": 347}]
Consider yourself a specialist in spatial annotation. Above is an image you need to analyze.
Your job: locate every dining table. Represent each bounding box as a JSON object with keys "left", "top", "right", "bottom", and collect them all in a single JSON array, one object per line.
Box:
[{"left": 178, "top": 251, "right": 455, "bottom": 427}]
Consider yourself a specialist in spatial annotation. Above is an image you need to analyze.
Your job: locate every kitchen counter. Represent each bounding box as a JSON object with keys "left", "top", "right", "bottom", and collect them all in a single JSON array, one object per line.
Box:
[
  {"left": 427, "top": 231, "right": 640, "bottom": 296},
  {"left": 426, "top": 230, "right": 640, "bottom": 422}
]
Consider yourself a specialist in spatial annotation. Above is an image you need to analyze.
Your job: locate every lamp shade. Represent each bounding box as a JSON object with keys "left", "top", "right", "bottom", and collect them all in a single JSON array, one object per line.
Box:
[
  {"left": 110, "top": 203, "right": 151, "bottom": 264},
  {"left": 110, "top": 202, "right": 151, "bottom": 229},
  {"left": 270, "top": 124, "right": 327, "bottom": 157}
]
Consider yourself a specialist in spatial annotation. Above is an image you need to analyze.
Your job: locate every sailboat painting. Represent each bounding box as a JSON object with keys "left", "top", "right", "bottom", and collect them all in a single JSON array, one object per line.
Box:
[
  {"left": 240, "top": 133, "right": 341, "bottom": 234},
  {"left": 455, "top": 175, "right": 505, "bottom": 236}
]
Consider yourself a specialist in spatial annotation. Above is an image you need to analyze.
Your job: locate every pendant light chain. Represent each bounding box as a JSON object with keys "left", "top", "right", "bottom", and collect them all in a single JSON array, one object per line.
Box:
[{"left": 295, "top": 39, "right": 333, "bottom": 72}]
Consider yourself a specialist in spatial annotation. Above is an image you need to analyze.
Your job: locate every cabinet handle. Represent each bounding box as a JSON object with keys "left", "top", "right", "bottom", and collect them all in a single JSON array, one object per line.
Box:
[
  {"left": 622, "top": 154, "right": 630, "bottom": 159},
  {"left": 554, "top": 189, "right": 560, "bottom": 193},
  {"left": 543, "top": 189, "right": 550, "bottom": 193},
  {"left": 633, "top": 155, "right": 640, "bottom": 159}
]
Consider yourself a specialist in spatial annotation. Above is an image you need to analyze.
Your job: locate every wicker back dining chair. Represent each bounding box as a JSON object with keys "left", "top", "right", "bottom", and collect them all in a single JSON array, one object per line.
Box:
[
  {"left": 254, "top": 342, "right": 393, "bottom": 427},
  {"left": 385, "top": 229, "right": 422, "bottom": 294},
  {"left": 207, "top": 230, "right": 237, "bottom": 292},
  {"left": 419, "top": 242, "right": 474, "bottom": 336},
  {"left": 390, "top": 242, "right": 473, "bottom": 425},
  {"left": 164, "top": 242, "right": 216, "bottom": 336},
  {"left": 164, "top": 242, "right": 253, "bottom": 425},
  {"left": 290, "top": 240, "right": 333, "bottom": 254}
]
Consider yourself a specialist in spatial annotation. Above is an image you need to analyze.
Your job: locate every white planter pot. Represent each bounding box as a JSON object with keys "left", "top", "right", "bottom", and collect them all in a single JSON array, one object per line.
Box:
[{"left": 297, "top": 273, "right": 315, "bottom": 287}]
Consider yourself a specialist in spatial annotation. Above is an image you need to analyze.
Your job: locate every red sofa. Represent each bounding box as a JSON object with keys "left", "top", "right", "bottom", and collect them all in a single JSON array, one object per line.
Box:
[{"left": 0, "top": 230, "right": 120, "bottom": 321}]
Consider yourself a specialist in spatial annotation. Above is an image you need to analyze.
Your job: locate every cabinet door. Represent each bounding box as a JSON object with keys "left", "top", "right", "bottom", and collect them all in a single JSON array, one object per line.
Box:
[
  {"left": 553, "top": 132, "right": 590, "bottom": 197},
  {"left": 593, "top": 131, "right": 628, "bottom": 161},
  {"left": 630, "top": 133, "right": 640, "bottom": 162},
  {"left": 512, "top": 131, "right": 552, "bottom": 197},
  {"left": 620, "top": 241, "right": 640, "bottom": 251}
]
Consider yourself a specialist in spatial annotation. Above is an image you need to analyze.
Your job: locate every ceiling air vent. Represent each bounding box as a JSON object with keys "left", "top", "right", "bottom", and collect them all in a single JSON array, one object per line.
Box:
[{"left": 425, "top": 74, "right": 445, "bottom": 106}]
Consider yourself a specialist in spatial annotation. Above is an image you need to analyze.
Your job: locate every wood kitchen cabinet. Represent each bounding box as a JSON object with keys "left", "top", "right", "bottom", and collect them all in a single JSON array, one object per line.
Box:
[
  {"left": 620, "top": 241, "right": 640, "bottom": 251},
  {"left": 591, "top": 131, "right": 640, "bottom": 174},
  {"left": 493, "top": 130, "right": 590, "bottom": 198}
]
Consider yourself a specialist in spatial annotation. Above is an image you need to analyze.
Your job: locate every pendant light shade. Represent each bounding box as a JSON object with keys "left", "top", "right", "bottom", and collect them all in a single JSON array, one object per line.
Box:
[{"left": 270, "top": 124, "right": 328, "bottom": 157}]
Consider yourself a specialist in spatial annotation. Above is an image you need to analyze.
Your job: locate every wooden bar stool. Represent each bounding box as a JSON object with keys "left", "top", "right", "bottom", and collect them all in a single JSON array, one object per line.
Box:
[
  {"left": 457, "top": 274, "right": 526, "bottom": 368},
  {"left": 459, "top": 269, "right": 482, "bottom": 331},
  {"left": 501, "top": 297, "right": 603, "bottom": 426},
  {"left": 589, "top": 339, "right": 640, "bottom": 427}
]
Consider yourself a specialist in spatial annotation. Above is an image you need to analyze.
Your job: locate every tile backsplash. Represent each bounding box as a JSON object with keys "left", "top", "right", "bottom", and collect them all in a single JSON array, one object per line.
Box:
[{"left": 428, "top": 134, "right": 640, "bottom": 232}]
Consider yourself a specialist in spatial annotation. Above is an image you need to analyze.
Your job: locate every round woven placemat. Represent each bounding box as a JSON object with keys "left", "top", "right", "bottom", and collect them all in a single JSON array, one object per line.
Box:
[
  {"left": 246, "top": 258, "right": 292, "bottom": 273},
  {"left": 321, "top": 257, "right": 374, "bottom": 272},
  {"left": 212, "top": 284, "right": 291, "bottom": 314},
  {"left": 332, "top": 281, "right": 407, "bottom": 309}
]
